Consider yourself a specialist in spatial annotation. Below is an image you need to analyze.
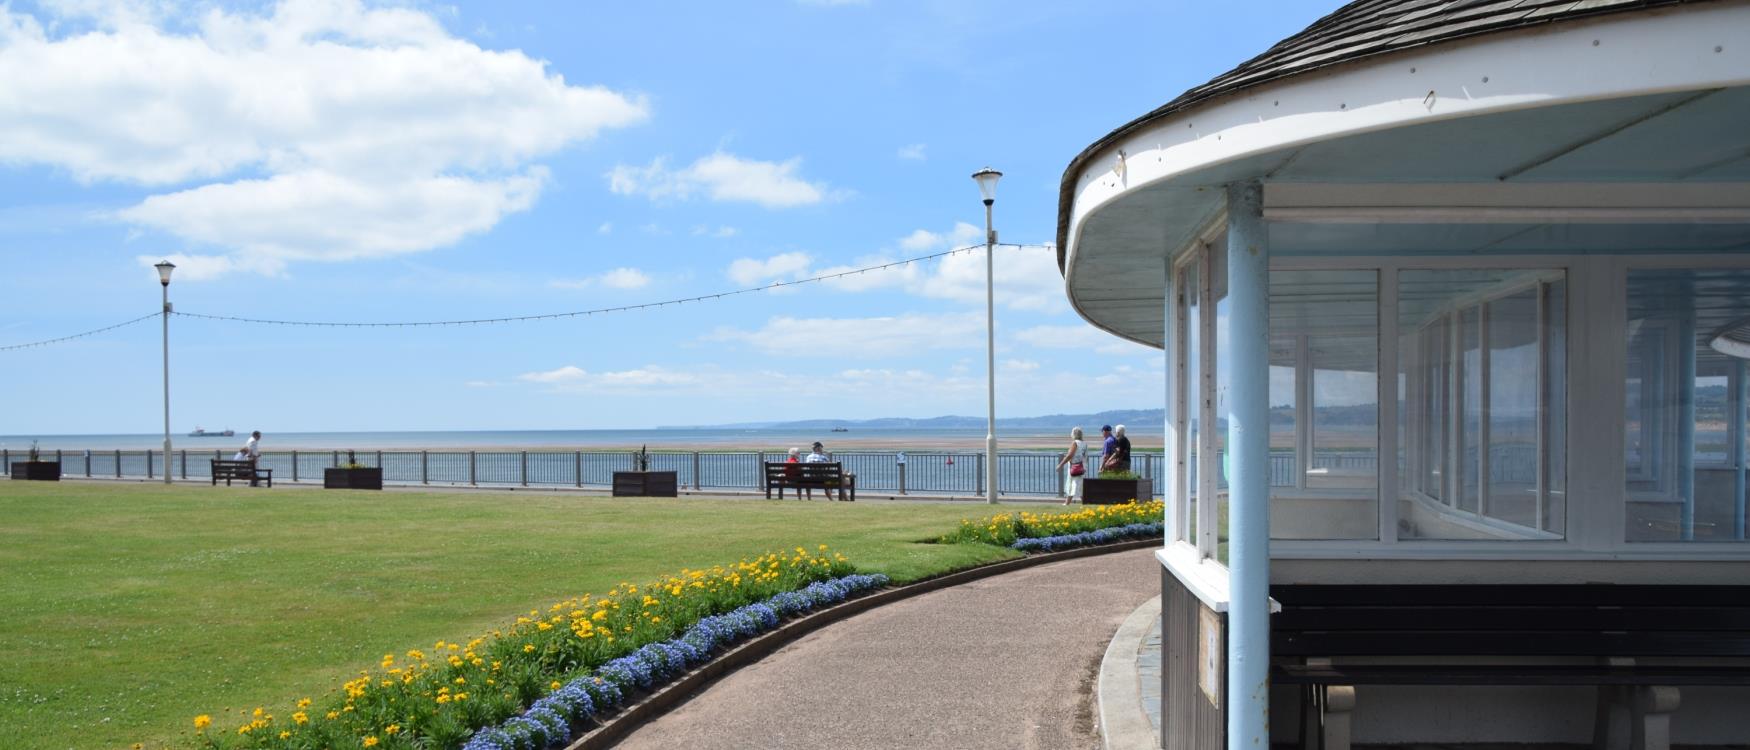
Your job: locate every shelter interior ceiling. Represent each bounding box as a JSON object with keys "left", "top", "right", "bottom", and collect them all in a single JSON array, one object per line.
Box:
[{"left": 1069, "top": 86, "right": 1750, "bottom": 348}]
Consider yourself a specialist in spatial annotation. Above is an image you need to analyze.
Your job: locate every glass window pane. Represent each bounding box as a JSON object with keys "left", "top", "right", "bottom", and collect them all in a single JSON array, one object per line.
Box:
[
  {"left": 1268, "top": 270, "right": 1378, "bottom": 540},
  {"left": 1486, "top": 290, "right": 1540, "bottom": 528},
  {"left": 1212, "top": 240, "right": 1229, "bottom": 563},
  {"left": 1625, "top": 268, "right": 1750, "bottom": 543},
  {"left": 1398, "top": 269, "right": 1566, "bottom": 541}
]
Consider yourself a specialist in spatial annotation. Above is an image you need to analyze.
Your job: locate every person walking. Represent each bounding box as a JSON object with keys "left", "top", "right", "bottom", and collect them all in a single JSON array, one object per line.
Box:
[
  {"left": 1056, "top": 427, "right": 1088, "bottom": 505},
  {"left": 1103, "top": 424, "right": 1133, "bottom": 475},
  {"left": 240, "top": 430, "right": 263, "bottom": 486}
]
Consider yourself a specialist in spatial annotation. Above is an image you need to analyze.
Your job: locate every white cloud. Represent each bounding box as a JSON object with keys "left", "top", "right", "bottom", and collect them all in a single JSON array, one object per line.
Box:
[
  {"left": 608, "top": 151, "right": 840, "bottom": 209},
  {"left": 727, "top": 251, "right": 813, "bottom": 286},
  {"left": 1013, "top": 324, "right": 1158, "bottom": 356},
  {"left": 812, "top": 223, "right": 1067, "bottom": 312},
  {"left": 517, "top": 364, "right": 701, "bottom": 392},
  {"left": 134, "top": 252, "right": 285, "bottom": 282},
  {"left": 118, "top": 169, "right": 546, "bottom": 262},
  {"left": 703, "top": 312, "right": 983, "bottom": 358},
  {"left": 897, "top": 143, "right": 927, "bottom": 161},
  {"left": 551, "top": 267, "right": 651, "bottom": 290},
  {"left": 0, "top": 0, "right": 648, "bottom": 278},
  {"left": 692, "top": 225, "right": 738, "bottom": 238},
  {"left": 597, "top": 222, "right": 614, "bottom": 235}
]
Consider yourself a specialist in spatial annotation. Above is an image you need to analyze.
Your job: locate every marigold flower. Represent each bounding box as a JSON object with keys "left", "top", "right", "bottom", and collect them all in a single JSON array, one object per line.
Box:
[{"left": 193, "top": 715, "right": 212, "bottom": 730}]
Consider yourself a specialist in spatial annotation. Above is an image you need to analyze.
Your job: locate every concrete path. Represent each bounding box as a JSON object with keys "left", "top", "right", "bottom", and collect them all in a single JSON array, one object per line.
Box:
[{"left": 613, "top": 547, "right": 1159, "bottom": 750}]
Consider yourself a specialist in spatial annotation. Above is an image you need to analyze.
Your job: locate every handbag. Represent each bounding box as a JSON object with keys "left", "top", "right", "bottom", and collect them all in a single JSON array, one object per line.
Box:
[{"left": 1069, "top": 461, "right": 1085, "bottom": 477}]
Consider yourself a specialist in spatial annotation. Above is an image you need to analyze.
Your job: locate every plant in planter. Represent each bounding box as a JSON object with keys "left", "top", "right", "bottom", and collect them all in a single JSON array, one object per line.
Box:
[
  {"left": 324, "top": 450, "right": 383, "bottom": 490},
  {"left": 9, "top": 440, "right": 61, "bottom": 481},
  {"left": 1083, "top": 469, "right": 1152, "bottom": 505},
  {"left": 613, "top": 444, "right": 678, "bottom": 497}
]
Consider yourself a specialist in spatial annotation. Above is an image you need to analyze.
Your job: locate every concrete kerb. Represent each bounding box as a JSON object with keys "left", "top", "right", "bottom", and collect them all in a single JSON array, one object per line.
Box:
[
  {"left": 1099, "top": 594, "right": 1161, "bottom": 750},
  {"left": 562, "top": 537, "right": 1162, "bottom": 750}
]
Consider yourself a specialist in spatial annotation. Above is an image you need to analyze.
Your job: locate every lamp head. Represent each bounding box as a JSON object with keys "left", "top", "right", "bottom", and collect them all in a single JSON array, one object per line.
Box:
[
  {"left": 154, "top": 260, "right": 175, "bottom": 286},
  {"left": 970, "top": 167, "right": 1001, "bottom": 205}
]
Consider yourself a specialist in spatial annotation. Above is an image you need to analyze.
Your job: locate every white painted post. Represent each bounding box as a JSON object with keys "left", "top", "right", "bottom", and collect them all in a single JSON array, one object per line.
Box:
[
  {"left": 1736, "top": 359, "right": 1747, "bottom": 540},
  {"left": 1162, "top": 255, "right": 1178, "bottom": 540},
  {"left": 1225, "top": 180, "right": 1271, "bottom": 749}
]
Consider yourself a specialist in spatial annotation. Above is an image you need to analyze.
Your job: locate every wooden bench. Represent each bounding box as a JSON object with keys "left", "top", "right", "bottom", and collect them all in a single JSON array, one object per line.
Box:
[
  {"left": 1271, "top": 584, "right": 1750, "bottom": 750},
  {"left": 210, "top": 459, "right": 272, "bottom": 487},
  {"left": 763, "top": 462, "right": 855, "bottom": 501}
]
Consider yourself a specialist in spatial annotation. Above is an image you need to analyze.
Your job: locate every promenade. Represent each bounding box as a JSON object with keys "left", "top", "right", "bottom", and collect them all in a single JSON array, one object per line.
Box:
[{"left": 613, "top": 547, "right": 1158, "bottom": 750}]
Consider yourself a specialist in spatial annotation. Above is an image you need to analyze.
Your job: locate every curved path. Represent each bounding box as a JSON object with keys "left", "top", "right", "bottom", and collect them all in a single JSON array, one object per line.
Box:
[{"left": 613, "top": 547, "right": 1159, "bottom": 750}]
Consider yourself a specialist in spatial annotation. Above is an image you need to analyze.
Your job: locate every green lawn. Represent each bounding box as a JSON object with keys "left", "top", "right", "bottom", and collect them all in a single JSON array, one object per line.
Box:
[{"left": 0, "top": 482, "right": 1025, "bottom": 749}]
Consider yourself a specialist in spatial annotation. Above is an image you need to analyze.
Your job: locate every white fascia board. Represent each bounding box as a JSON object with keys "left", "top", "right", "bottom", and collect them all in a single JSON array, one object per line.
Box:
[
  {"left": 1063, "top": 1, "right": 1750, "bottom": 326},
  {"left": 1263, "top": 182, "right": 1750, "bottom": 223},
  {"left": 1156, "top": 541, "right": 1284, "bottom": 613}
]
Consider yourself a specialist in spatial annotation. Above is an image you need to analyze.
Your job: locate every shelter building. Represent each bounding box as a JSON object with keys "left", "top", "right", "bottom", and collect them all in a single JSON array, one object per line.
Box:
[{"left": 1056, "top": 1, "right": 1750, "bottom": 747}]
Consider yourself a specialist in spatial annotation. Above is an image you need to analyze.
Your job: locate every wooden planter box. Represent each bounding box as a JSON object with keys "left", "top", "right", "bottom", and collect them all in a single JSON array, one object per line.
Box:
[
  {"left": 9, "top": 461, "right": 61, "bottom": 481},
  {"left": 613, "top": 471, "right": 678, "bottom": 497},
  {"left": 324, "top": 467, "right": 383, "bottom": 490},
  {"left": 1083, "top": 477, "right": 1152, "bottom": 505}
]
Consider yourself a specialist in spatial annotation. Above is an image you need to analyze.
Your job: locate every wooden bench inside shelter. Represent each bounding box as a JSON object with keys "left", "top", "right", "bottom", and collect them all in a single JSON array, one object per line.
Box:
[
  {"left": 211, "top": 459, "right": 272, "bottom": 487},
  {"left": 1271, "top": 583, "right": 1750, "bottom": 750},
  {"left": 763, "top": 461, "right": 855, "bottom": 501}
]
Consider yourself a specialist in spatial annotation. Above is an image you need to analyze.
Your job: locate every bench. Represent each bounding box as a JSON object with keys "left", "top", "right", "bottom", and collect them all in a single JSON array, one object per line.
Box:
[
  {"left": 1271, "top": 584, "right": 1750, "bottom": 750},
  {"left": 763, "top": 462, "right": 855, "bottom": 501},
  {"left": 211, "top": 459, "right": 272, "bottom": 487}
]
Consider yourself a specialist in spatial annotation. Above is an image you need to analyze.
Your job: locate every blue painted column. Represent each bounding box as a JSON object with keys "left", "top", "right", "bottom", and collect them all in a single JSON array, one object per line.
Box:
[{"left": 1225, "top": 181, "right": 1271, "bottom": 749}]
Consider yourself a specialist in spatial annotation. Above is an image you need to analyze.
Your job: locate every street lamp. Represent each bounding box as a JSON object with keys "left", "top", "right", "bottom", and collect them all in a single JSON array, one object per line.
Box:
[
  {"left": 155, "top": 260, "right": 174, "bottom": 485},
  {"left": 971, "top": 167, "right": 1001, "bottom": 504}
]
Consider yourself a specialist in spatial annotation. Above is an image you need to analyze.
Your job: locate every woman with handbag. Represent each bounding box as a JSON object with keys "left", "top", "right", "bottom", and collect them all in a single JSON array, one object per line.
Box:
[{"left": 1056, "top": 427, "right": 1087, "bottom": 505}]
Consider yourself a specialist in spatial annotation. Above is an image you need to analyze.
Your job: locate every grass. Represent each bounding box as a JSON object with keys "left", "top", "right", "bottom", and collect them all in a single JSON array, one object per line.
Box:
[{"left": 0, "top": 481, "right": 1029, "bottom": 749}]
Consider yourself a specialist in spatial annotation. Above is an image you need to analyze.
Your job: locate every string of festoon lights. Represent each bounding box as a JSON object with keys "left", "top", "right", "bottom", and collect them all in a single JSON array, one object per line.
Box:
[{"left": 1, "top": 242, "right": 1050, "bottom": 349}]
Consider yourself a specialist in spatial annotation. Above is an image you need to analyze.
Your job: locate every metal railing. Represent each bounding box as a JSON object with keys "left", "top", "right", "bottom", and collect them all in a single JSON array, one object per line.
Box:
[{"left": 2, "top": 447, "right": 1171, "bottom": 498}]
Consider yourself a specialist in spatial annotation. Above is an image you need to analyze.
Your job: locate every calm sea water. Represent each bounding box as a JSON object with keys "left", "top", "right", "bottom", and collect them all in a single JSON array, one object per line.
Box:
[{"left": 0, "top": 427, "right": 1159, "bottom": 453}]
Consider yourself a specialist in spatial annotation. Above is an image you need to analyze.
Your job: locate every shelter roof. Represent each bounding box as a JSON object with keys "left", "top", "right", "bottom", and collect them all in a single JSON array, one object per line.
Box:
[{"left": 1055, "top": 0, "right": 1724, "bottom": 268}]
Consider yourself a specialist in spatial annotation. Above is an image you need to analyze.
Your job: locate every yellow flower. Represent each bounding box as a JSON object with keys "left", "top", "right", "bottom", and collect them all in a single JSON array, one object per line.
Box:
[
  {"left": 296, "top": 697, "right": 312, "bottom": 709},
  {"left": 292, "top": 711, "right": 309, "bottom": 725},
  {"left": 550, "top": 681, "right": 562, "bottom": 691},
  {"left": 385, "top": 724, "right": 401, "bottom": 735},
  {"left": 193, "top": 715, "right": 212, "bottom": 730},
  {"left": 363, "top": 738, "right": 380, "bottom": 748},
  {"left": 523, "top": 644, "right": 536, "bottom": 653},
  {"left": 279, "top": 731, "right": 291, "bottom": 740}
]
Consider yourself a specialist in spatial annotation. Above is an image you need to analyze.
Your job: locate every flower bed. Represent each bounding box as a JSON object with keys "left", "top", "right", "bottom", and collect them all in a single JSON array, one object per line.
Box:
[
  {"left": 939, "top": 500, "right": 1165, "bottom": 547},
  {"left": 194, "top": 547, "right": 868, "bottom": 749},
  {"left": 461, "top": 574, "right": 888, "bottom": 750},
  {"left": 1009, "top": 522, "right": 1163, "bottom": 553}
]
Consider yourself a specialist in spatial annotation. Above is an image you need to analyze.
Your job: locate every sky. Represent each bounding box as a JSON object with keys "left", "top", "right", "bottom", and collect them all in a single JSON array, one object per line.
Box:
[{"left": 0, "top": 0, "right": 1334, "bottom": 434}]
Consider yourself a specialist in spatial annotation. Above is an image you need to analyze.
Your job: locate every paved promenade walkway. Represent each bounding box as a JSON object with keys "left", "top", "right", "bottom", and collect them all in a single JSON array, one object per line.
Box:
[{"left": 613, "top": 547, "right": 1158, "bottom": 750}]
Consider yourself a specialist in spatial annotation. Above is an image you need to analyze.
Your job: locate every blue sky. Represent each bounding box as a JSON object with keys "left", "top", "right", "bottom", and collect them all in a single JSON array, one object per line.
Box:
[{"left": 0, "top": 0, "right": 1331, "bottom": 433}]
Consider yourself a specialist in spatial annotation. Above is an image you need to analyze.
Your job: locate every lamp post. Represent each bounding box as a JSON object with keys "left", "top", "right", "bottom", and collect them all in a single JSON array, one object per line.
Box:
[
  {"left": 971, "top": 167, "right": 1002, "bottom": 504},
  {"left": 155, "top": 260, "right": 175, "bottom": 485}
]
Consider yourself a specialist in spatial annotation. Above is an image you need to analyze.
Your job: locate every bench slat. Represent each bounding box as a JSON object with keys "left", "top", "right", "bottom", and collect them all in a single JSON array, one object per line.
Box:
[
  {"left": 1275, "top": 630, "right": 1750, "bottom": 657},
  {"left": 1273, "top": 663, "right": 1750, "bottom": 686},
  {"left": 1270, "top": 584, "right": 1750, "bottom": 608},
  {"left": 1273, "top": 606, "right": 1750, "bottom": 632}
]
